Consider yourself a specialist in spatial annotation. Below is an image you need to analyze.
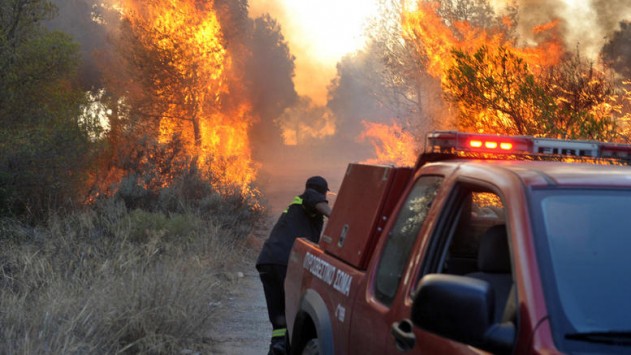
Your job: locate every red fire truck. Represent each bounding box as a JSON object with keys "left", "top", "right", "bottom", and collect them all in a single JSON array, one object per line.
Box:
[{"left": 284, "top": 131, "right": 631, "bottom": 355}]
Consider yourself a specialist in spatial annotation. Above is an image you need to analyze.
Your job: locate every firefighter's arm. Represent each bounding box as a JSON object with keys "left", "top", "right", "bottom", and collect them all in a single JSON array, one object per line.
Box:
[{"left": 315, "top": 201, "right": 331, "bottom": 217}]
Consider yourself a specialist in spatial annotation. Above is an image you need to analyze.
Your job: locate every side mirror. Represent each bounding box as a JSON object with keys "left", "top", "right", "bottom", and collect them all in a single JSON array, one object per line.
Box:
[{"left": 411, "top": 274, "right": 515, "bottom": 354}]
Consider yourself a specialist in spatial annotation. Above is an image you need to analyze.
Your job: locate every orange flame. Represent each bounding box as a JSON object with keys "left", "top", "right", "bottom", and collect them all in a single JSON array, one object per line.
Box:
[
  {"left": 119, "top": 0, "right": 257, "bottom": 194},
  {"left": 359, "top": 121, "right": 418, "bottom": 166},
  {"left": 402, "top": 2, "right": 563, "bottom": 84},
  {"left": 358, "top": 1, "right": 570, "bottom": 166}
]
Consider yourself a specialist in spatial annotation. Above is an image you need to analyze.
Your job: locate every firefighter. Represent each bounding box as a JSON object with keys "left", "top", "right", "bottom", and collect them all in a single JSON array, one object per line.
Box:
[{"left": 256, "top": 176, "right": 332, "bottom": 355}]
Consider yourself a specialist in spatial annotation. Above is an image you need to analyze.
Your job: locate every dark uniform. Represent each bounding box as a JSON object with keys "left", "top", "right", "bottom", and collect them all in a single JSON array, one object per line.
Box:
[{"left": 257, "top": 177, "right": 329, "bottom": 355}]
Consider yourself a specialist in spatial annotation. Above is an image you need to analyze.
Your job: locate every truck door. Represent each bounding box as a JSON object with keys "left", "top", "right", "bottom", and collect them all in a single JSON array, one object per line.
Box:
[
  {"left": 347, "top": 172, "right": 445, "bottom": 354},
  {"left": 388, "top": 181, "right": 517, "bottom": 355}
]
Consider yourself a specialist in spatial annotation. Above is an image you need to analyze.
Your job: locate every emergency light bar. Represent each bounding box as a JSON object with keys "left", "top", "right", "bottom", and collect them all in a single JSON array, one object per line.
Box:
[
  {"left": 600, "top": 142, "right": 631, "bottom": 159},
  {"left": 425, "top": 131, "right": 631, "bottom": 159}
]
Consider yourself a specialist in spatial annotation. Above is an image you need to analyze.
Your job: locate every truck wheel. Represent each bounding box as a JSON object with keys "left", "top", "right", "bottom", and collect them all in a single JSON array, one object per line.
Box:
[{"left": 301, "top": 338, "right": 320, "bottom": 355}]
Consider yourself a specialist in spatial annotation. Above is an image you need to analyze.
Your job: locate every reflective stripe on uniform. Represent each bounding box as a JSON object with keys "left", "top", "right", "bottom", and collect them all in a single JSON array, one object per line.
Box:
[
  {"left": 272, "top": 328, "right": 287, "bottom": 337},
  {"left": 282, "top": 196, "right": 303, "bottom": 213}
]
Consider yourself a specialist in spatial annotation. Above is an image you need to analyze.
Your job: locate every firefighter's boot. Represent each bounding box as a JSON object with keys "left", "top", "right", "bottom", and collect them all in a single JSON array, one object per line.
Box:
[
  {"left": 268, "top": 328, "right": 287, "bottom": 355},
  {"left": 268, "top": 336, "right": 286, "bottom": 355}
]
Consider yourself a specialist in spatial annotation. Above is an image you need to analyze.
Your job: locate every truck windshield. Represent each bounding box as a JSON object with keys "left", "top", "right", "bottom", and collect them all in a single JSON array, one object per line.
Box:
[{"left": 530, "top": 188, "right": 631, "bottom": 352}]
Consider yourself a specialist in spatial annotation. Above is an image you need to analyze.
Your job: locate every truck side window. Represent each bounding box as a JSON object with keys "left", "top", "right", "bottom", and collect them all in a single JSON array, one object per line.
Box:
[
  {"left": 442, "top": 191, "right": 506, "bottom": 276},
  {"left": 374, "top": 175, "right": 443, "bottom": 305},
  {"left": 421, "top": 187, "right": 514, "bottom": 323}
]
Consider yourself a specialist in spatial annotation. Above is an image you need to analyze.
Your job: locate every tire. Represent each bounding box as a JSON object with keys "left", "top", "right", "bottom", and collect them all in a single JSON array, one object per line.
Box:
[{"left": 301, "top": 338, "right": 320, "bottom": 355}]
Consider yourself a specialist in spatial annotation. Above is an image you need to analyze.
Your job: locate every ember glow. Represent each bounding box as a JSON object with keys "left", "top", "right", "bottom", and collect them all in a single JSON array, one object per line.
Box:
[{"left": 119, "top": 0, "right": 257, "bottom": 193}]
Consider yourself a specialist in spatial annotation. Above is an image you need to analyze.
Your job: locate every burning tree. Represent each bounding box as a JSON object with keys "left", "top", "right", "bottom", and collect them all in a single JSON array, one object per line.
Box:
[
  {"left": 353, "top": 0, "right": 516, "bottom": 166},
  {"left": 365, "top": 0, "right": 450, "bottom": 135},
  {"left": 445, "top": 46, "right": 547, "bottom": 135},
  {"left": 402, "top": 1, "right": 627, "bottom": 141},
  {"left": 446, "top": 47, "right": 620, "bottom": 140},
  {"left": 349, "top": 0, "right": 631, "bottom": 167},
  {"left": 103, "top": 0, "right": 258, "bottom": 197},
  {"left": 121, "top": 0, "right": 229, "bottom": 146}
]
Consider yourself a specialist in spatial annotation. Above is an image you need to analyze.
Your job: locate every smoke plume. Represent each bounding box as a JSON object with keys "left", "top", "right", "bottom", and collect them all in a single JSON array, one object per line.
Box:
[
  {"left": 515, "top": 0, "right": 631, "bottom": 59},
  {"left": 46, "top": 0, "right": 120, "bottom": 89}
]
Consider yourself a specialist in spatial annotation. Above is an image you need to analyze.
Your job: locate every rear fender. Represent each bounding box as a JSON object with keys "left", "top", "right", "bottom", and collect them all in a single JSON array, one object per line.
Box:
[{"left": 292, "top": 289, "right": 334, "bottom": 355}]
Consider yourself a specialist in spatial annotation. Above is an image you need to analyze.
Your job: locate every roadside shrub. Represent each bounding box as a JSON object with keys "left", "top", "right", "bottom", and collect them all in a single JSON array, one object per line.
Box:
[
  {"left": 115, "top": 168, "right": 265, "bottom": 240},
  {"left": 116, "top": 173, "right": 157, "bottom": 212},
  {"left": 125, "top": 209, "right": 204, "bottom": 244},
  {"left": 0, "top": 191, "right": 264, "bottom": 353}
]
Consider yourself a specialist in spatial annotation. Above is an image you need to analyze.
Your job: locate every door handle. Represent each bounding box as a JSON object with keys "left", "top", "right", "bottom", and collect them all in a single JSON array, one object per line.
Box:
[{"left": 391, "top": 319, "right": 416, "bottom": 351}]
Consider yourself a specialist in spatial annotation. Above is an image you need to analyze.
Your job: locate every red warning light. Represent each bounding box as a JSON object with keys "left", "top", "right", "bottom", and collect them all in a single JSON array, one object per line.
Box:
[{"left": 426, "top": 131, "right": 542, "bottom": 155}]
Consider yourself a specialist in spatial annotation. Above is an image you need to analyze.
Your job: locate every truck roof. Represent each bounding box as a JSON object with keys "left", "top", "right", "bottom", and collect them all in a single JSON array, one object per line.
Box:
[{"left": 431, "top": 159, "right": 631, "bottom": 188}]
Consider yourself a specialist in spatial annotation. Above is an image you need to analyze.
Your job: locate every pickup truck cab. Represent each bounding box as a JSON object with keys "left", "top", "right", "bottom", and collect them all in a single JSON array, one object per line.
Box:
[{"left": 285, "top": 131, "right": 631, "bottom": 355}]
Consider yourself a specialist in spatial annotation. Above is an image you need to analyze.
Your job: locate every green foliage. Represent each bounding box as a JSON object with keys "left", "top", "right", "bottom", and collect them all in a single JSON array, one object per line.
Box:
[
  {"left": 0, "top": 0, "right": 58, "bottom": 88},
  {"left": 0, "top": 0, "right": 94, "bottom": 221},
  {"left": 0, "top": 120, "right": 93, "bottom": 218},
  {"left": 125, "top": 209, "right": 204, "bottom": 244},
  {"left": 0, "top": 110, "right": 94, "bottom": 220},
  {"left": 445, "top": 46, "right": 619, "bottom": 139},
  {"left": 1, "top": 31, "right": 81, "bottom": 126}
]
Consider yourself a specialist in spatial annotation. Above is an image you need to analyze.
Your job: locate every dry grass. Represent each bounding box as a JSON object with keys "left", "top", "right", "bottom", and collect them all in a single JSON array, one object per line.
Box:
[{"left": 0, "top": 197, "right": 263, "bottom": 354}]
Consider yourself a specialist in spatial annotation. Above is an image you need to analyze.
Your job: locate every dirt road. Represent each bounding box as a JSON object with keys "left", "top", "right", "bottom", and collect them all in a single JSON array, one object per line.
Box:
[
  {"left": 207, "top": 219, "right": 274, "bottom": 355},
  {"left": 208, "top": 269, "right": 271, "bottom": 354}
]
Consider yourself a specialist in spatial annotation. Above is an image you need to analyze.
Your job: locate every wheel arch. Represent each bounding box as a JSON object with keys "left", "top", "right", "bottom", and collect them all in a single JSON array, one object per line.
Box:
[{"left": 290, "top": 289, "right": 334, "bottom": 355}]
